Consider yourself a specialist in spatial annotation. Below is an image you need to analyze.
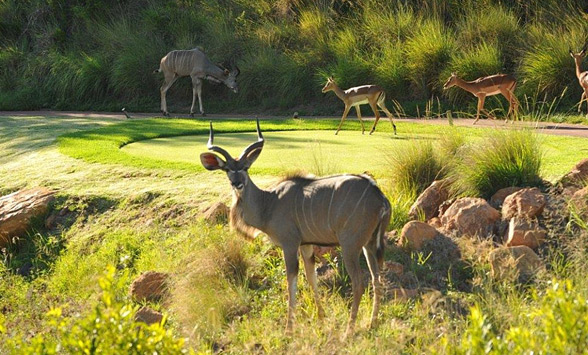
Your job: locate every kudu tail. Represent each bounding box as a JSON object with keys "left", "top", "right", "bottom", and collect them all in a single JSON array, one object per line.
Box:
[{"left": 374, "top": 197, "right": 391, "bottom": 269}]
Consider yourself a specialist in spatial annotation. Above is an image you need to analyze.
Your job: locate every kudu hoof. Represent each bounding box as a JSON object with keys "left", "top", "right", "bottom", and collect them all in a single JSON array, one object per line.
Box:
[
  {"left": 189, "top": 112, "right": 195, "bottom": 118},
  {"left": 201, "top": 112, "right": 206, "bottom": 117}
]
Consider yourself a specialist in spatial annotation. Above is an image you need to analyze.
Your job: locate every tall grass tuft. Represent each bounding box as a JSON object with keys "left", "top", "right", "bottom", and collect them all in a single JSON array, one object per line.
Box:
[{"left": 449, "top": 129, "right": 543, "bottom": 198}]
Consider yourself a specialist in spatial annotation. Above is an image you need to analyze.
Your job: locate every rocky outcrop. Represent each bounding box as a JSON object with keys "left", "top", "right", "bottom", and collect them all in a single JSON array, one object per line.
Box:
[
  {"left": 399, "top": 221, "right": 438, "bottom": 250},
  {"left": 129, "top": 271, "right": 169, "bottom": 303},
  {"left": 489, "top": 246, "right": 543, "bottom": 282},
  {"left": 559, "top": 158, "right": 588, "bottom": 188},
  {"left": 505, "top": 217, "right": 546, "bottom": 250},
  {"left": 502, "top": 188, "right": 546, "bottom": 220},
  {"left": 440, "top": 198, "right": 500, "bottom": 237},
  {"left": 0, "top": 187, "right": 55, "bottom": 247},
  {"left": 409, "top": 180, "right": 449, "bottom": 221},
  {"left": 135, "top": 306, "right": 163, "bottom": 325},
  {"left": 569, "top": 186, "right": 588, "bottom": 219},
  {"left": 489, "top": 187, "right": 522, "bottom": 209}
]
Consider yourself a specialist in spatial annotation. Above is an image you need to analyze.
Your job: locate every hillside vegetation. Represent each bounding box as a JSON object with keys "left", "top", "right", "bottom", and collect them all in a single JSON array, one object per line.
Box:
[{"left": 2, "top": 0, "right": 588, "bottom": 117}]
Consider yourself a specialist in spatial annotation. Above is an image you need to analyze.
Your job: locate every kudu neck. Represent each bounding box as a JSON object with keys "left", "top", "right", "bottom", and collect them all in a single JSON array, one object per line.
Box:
[{"left": 237, "top": 178, "right": 275, "bottom": 231}]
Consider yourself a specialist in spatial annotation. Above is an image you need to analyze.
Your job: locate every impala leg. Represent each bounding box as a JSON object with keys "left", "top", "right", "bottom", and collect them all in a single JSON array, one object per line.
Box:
[
  {"left": 336, "top": 105, "right": 352, "bottom": 135},
  {"left": 355, "top": 106, "right": 366, "bottom": 134},
  {"left": 363, "top": 242, "right": 381, "bottom": 329},
  {"left": 300, "top": 245, "right": 325, "bottom": 320},
  {"left": 283, "top": 246, "right": 300, "bottom": 334},
  {"left": 500, "top": 88, "right": 516, "bottom": 124},
  {"left": 160, "top": 73, "right": 178, "bottom": 117},
  {"left": 341, "top": 246, "right": 364, "bottom": 338},
  {"left": 190, "top": 76, "right": 204, "bottom": 117},
  {"left": 474, "top": 94, "right": 486, "bottom": 125},
  {"left": 368, "top": 101, "right": 381, "bottom": 135},
  {"left": 378, "top": 101, "right": 397, "bottom": 135}
]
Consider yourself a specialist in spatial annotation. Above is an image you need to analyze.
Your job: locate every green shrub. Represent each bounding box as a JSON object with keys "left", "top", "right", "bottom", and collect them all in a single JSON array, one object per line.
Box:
[
  {"left": 449, "top": 129, "right": 543, "bottom": 198},
  {"left": 0, "top": 267, "right": 187, "bottom": 354}
]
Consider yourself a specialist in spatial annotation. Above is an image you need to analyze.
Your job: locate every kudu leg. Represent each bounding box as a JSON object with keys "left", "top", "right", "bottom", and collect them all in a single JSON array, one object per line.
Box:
[
  {"left": 355, "top": 106, "right": 366, "bottom": 134},
  {"left": 368, "top": 101, "right": 381, "bottom": 135},
  {"left": 335, "top": 105, "right": 352, "bottom": 135},
  {"left": 378, "top": 102, "right": 398, "bottom": 135},
  {"left": 190, "top": 76, "right": 204, "bottom": 117},
  {"left": 283, "top": 246, "right": 300, "bottom": 334},
  {"left": 341, "top": 246, "right": 364, "bottom": 338},
  {"left": 160, "top": 73, "right": 178, "bottom": 117},
  {"left": 362, "top": 243, "right": 382, "bottom": 329},
  {"left": 300, "top": 245, "right": 325, "bottom": 320}
]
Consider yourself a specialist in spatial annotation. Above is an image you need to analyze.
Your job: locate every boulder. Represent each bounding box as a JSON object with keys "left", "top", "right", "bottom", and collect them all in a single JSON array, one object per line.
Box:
[
  {"left": 201, "top": 202, "right": 229, "bottom": 224},
  {"left": 569, "top": 186, "right": 588, "bottom": 219},
  {"left": 0, "top": 187, "right": 55, "bottom": 247},
  {"left": 559, "top": 158, "right": 588, "bottom": 188},
  {"left": 505, "top": 217, "right": 546, "bottom": 250},
  {"left": 384, "top": 261, "right": 404, "bottom": 276},
  {"left": 502, "top": 188, "right": 546, "bottom": 220},
  {"left": 313, "top": 245, "right": 338, "bottom": 264},
  {"left": 489, "top": 187, "right": 523, "bottom": 209},
  {"left": 440, "top": 198, "right": 500, "bottom": 237},
  {"left": 428, "top": 217, "right": 443, "bottom": 229},
  {"left": 135, "top": 306, "right": 163, "bottom": 325},
  {"left": 409, "top": 180, "right": 449, "bottom": 221},
  {"left": 398, "top": 221, "right": 438, "bottom": 250},
  {"left": 489, "top": 246, "right": 543, "bottom": 282},
  {"left": 129, "top": 271, "right": 169, "bottom": 303}
]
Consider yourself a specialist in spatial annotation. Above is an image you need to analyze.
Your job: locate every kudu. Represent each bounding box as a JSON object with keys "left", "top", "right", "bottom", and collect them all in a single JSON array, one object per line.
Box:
[
  {"left": 155, "top": 48, "right": 240, "bottom": 117},
  {"left": 570, "top": 43, "right": 588, "bottom": 116},
  {"left": 200, "top": 120, "right": 391, "bottom": 337},
  {"left": 322, "top": 76, "right": 397, "bottom": 135},
  {"left": 443, "top": 72, "right": 518, "bottom": 124}
]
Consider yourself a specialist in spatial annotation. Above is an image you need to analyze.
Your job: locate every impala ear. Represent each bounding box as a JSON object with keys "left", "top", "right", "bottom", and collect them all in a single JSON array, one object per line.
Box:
[
  {"left": 570, "top": 49, "right": 575, "bottom": 57},
  {"left": 242, "top": 147, "right": 262, "bottom": 170},
  {"left": 200, "top": 152, "right": 226, "bottom": 171}
]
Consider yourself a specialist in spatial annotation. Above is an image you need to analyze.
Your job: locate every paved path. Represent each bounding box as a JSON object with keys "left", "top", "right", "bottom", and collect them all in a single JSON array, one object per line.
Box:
[{"left": 1, "top": 110, "right": 588, "bottom": 138}]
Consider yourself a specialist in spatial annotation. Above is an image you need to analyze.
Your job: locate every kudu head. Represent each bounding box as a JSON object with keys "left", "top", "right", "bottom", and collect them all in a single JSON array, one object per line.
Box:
[
  {"left": 200, "top": 119, "right": 264, "bottom": 193},
  {"left": 443, "top": 72, "right": 458, "bottom": 89},
  {"left": 569, "top": 43, "right": 588, "bottom": 61},
  {"left": 220, "top": 66, "right": 241, "bottom": 94},
  {"left": 321, "top": 76, "right": 337, "bottom": 93}
]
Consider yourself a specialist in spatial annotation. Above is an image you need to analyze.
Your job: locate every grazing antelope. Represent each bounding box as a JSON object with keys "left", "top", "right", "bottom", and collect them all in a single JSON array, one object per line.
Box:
[
  {"left": 322, "top": 77, "right": 397, "bottom": 135},
  {"left": 569, "top": 44, "right": 588, "bottom": 116},
  {"left": 443, "top": 72, "right": 518, "bottom": 124},
  {"left": 155, "top": 48, "right": 240, "bottom": 117},
  {"left": 200, "top": 120, "right": 391, "bottom": 337}
]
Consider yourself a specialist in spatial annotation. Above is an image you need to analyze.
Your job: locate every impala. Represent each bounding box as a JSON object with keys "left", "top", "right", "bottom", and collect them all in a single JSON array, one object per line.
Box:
[
  {"left": 200, "top": 120, "right": 391, "bottom": 337},
  {"left": 443, "top": 72, "right": 518, "bottom": 124},
  {"left": 570, "top": 44, "right": 588, "bottom": 115},
  {"left": 322, "top": 76, "right": 397, "bottom": 135},
  {"left": 155, "top": 48, "right": 240, "bottom": 117}
]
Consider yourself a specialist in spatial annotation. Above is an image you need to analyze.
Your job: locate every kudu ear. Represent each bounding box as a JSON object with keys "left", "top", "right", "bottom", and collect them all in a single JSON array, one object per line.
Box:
[
  {"left": 223, "top": 68, "right": 230, "bottom": 76},
  {"left": 242, "top": 147, "right": 263, "bottom": 170},
  {"left": 200, "top": 152, "right": 226, "bottom": 171}
]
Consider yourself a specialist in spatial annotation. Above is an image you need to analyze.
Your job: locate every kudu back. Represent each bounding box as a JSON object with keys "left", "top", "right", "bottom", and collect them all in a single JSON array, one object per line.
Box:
[
  {"left": 155, "top": 48, "right": 240, "bottom": 117},
  {"left": 200, "top": 120, "right": 391, "bottom": 337}
]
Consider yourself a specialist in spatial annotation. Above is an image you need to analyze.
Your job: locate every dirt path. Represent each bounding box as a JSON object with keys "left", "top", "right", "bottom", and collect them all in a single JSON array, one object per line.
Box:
[{"left": 1, "top": 110, "right": 588, "bottom": 138}]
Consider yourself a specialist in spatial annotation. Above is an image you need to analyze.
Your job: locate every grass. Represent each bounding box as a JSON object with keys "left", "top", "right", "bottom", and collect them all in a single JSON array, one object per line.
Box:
[{"left": 3, "top": 114, "right": 588, "bottom": 353}]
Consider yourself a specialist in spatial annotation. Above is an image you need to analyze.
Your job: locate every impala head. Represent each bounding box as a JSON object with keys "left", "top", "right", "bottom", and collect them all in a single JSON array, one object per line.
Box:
[
  {"left": 321, "top": 76, "right": 336, "bottom": 93},
  {"left": 200, "top": 119, "right": 264, "bottom": 193},
  {"left": 569, "top": 43, "right": 588, "bottom": 61},
  {"left": 221, "top": 67, "right": 241, "bottom": 93},
  {"left": 443, "top": 72, "right": 458, "bottom": 89}
]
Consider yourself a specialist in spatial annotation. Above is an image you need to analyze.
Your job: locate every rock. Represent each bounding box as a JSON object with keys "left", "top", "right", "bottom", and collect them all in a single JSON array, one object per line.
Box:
[
  {"left": 489, "top": 246, "right": 543, "bottom": 282},
  {"left": 201, "top": 202, "right": 229, "bottom": 224},
  {"left": 313, "top": 245, "right": 338, "bottom": 264},
  {"left": 428, "top": 217, "right": 443, "bottom": 229},
  {"left": 505, "top": 217, "right": 546, "bottom": 250},
  {"left": 398, "top": 221, "right": 438, "bottom": 250},
  {"left": 440, "top": 198, "right": 500, "bottom": 237},
  {"left": 389, "top": 288, "right": 420, "bottom": 301},
  {"left": 489, "top": 187, "right": 523, "bottom": 208},
  {"left": 135, "top": 306, "right": 163, "bottom": 325},
  {"left": 502, "top": 188, "right": 546, "bottom": 220},
  {"left": 384, "top": 261, "right": 404, "bottom": 276},
  {"left": 0, "top": 187, "right": 55, "bottom": 247},
  {"left": 569, "top": 186, "right": 588, "bottom": 219},
  {"left": 129, "top": 271, "right": 169, "bottom": 303},
  {"left": 409, "top": 180, "right": 449, "bottom": 221},
  {"left": 559, "top": 158, "right": 588, "bottom": 188}
]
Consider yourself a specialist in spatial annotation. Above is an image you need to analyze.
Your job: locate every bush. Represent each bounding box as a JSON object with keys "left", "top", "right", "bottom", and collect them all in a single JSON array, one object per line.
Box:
[{"left": 449, "top": 129, "right": 543, "bottom": 198}]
